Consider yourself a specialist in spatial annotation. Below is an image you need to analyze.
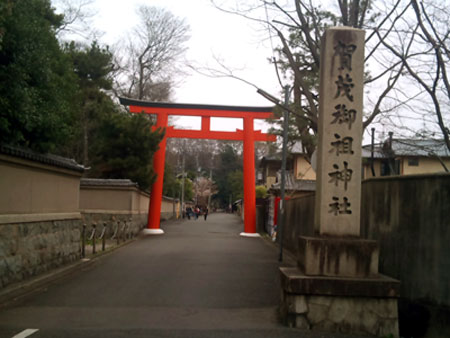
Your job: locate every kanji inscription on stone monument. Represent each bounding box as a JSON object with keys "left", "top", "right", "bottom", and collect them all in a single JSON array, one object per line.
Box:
[{"left": 314, "top": 27, "right": 365, "bottom": 236}]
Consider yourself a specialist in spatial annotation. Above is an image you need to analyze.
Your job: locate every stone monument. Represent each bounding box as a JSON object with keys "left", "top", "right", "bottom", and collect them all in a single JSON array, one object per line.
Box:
[{"left": 279, "top": 27, "right": 400, "bottom": 337}]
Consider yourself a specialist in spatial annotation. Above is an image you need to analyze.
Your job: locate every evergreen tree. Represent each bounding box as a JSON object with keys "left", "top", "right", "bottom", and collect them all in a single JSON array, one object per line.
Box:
[
  {"left": 63, "top": 41, "right": 115, "bottom": 165},
  {"left": 213, "top": 144, "right": 243, "bottom": 207},
  {"left": 89, "top": 112, "right": 164, "bottom": 191},
  {"left": 0, "top": 0, "right": 77, "bottom": 152}
]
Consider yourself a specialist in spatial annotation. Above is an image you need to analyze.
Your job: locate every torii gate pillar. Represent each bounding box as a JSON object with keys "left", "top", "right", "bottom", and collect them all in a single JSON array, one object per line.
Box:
[
  {"left": 144, "top": 112, "right": 168, "bottom": 235},
  {"left": 241, "top": 116, "right": 258, "bottom": 237}
]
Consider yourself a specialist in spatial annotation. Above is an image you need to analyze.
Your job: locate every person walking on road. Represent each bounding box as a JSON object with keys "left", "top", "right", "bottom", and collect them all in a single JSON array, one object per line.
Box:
[
  {"left": 203, "top": 206, "right": 209, "bottom": 221},
  {"left": 194, "top": 206, "right": 200, "bottom": 220}
]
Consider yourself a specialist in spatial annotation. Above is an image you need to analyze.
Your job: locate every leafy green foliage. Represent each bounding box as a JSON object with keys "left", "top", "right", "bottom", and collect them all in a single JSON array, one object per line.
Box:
[
  {"left": 0, "top": 0, "right": 77, "bottom": 152},
  {"left": 163, "top": 163, "right": 194, "bottom": 201},
  {"left": 0, "top": 0, "right": 13, "bottom": 51},
  {"left": 255, "top": 185, "right": 268, "bottom": 198},
  {"left": 62, "top": 41, "right": 115, "bottom": 164},
  {"left": 0, "top": 1, "right": 173, "bottom": 193},
  {"left": 88, "top": 113, "right": 164, "bottom": 190},
  {"left": 227, "top": 170, "right": 243, "bottom": 201},
  {"left": 213, "top": 144, "right": 243, "bottom": 207}
]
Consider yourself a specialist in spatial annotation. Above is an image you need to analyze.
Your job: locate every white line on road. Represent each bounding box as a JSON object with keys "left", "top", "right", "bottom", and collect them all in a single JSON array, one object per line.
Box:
[{"left": 12, "top": 329, "right": 39, "bottom": 338}]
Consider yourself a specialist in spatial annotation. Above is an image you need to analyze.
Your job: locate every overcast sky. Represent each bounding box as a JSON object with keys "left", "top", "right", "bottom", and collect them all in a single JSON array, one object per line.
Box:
[{"left": 55, "top": 0, "right": 283, "bottom": 132}]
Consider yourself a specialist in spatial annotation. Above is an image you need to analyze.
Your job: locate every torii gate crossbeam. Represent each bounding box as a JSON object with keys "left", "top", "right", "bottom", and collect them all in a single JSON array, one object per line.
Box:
[{"left": 120, "top": 98, "right": 277, "bottom": 237}]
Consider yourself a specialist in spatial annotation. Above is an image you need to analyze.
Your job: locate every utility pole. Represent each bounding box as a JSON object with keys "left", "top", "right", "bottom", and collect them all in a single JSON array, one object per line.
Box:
[
  {"left": 180, "top": 150, "right": 185, "bottom": 217},
  {"left": 278, "top": 85, "right": 290, "bottom": 262},
  {"left": 208, "top": 168, "right": 212, "bottom": 209},
  {"left": 371, "top": 128, "right": 376, "bottom": 177}
]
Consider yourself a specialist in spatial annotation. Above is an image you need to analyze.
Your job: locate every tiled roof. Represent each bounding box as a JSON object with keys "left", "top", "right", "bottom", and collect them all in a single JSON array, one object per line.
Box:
[
  {"left": 0, "top": 144, "right": 85, "bottom": 172},
  {"left": 362, "top": 139, "right": 450, "bottom": 158},
  {"left": 270, "top": 171, "right": 316, "bottom": 192},
  {"left": 80, "top": 178, "right": 138, "bottom": 187}
]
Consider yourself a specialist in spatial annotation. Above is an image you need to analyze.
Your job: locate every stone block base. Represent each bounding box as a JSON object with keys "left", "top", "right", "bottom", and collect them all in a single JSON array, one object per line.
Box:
[
  {"left": 280, "top": 267, "right": 400, "bottom": 337},
  {"left": 298, "top": 236, "right": 379, "bottom": 277}
]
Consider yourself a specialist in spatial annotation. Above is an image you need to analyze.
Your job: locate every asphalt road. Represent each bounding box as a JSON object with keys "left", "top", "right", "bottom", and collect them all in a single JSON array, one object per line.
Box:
[{"left": 0, "top": 213, "right": 360, "bottom": 338}]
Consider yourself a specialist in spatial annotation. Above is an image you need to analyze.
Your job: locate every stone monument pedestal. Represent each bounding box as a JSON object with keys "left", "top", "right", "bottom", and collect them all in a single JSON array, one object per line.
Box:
[
  {"left": 280, "top": 268, "right": 400, "bottom": 335},
  {"left": 278, "top": 26, "right": 400, "bottom": 336},
  {"left": 279, "top": 236, "right": 400, "bottom": 337}
]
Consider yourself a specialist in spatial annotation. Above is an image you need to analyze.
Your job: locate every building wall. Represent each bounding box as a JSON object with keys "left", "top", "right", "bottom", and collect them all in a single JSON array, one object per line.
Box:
[
  {"left": 294, "top": 156, "right": 316, "bottom": 180},
  {"left": 401, "top": 157, "right": 450, "bottom": 175},
  {"left": 0, "top": 154, "right": 82, "bottom": 290},
  {"left": 266, "top": 176, "right": 277, "bottom": 189},
  {"left": 363, "top": 157, "right": 450, "bottom": 178},
  {"left": 362, "top": 160, "right": 382, "bottom": 179}
]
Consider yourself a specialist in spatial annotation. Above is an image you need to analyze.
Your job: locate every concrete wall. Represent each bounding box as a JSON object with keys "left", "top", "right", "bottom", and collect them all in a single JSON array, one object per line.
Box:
[
  {"left": 80, "top": 181, "right": 179, "bottom": 232},
  {"left": 0, "top": 151, "right": 83, "bottom": 290},
  {"left": 160, "top": 197, "right": 180, "bottom": 221},
  {"left": 80, "top": 183, "right": 149, "bottom": 235},
  {"left": 0, "top": 154, "right": 81, "bottom": 221}
]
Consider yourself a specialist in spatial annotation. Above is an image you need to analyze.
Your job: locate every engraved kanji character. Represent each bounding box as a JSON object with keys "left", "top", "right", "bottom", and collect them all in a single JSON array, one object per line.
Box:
[
  {"left": 328, "top": 196, "right": 352, "bottom": 215},
  {"left": 334, "top": 41, "right": 357, "bottom": 71},
  {"left": 331, "top": 104, "right": 356, "bottom": 129},
  {"left": 335, "top": 74, "right": 354, "bottom": 101},
  {"left": 328, "top": 161, "right": 353, "bottom": 190},
  {"left": 329, "top": 134, "right": 354, "bottom": 156}
]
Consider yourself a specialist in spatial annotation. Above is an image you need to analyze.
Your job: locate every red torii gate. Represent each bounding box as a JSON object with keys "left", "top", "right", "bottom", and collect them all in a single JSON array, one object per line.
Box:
[{"left": 120, "top": 98, "right": 277, "bottom": 237}]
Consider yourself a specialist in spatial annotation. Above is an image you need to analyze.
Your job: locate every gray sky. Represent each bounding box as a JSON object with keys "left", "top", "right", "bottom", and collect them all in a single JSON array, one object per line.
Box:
[{"left": 55, "top": 0, "right": 281, "bottom": 131}]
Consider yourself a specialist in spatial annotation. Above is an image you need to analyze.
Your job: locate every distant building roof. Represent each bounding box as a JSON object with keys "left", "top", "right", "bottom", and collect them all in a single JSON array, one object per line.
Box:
[
  {"left": 362, "top": 139, "right": 450, "bottom": 158},
  {"left": 270, "top": 172, "right": 316, "bottom": 192},
  {"left": 0, "top": 144, "right": 84, "bottom": 172},
  {"left": 260, "top": 153, "right": 282, "bottom": 162},
  {"left": 80, "top": 178, "right": 138, "bottom": 187},
  {"left": 259, "top": 141, "right": 307, "bottom": 167}
]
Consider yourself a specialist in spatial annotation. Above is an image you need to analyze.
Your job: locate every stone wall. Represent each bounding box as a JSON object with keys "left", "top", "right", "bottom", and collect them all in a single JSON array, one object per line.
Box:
[
  {"left": 0, "top": 219, "right": 81, "bottom": 289},
  {"left": 281, "top": 292, "right": 399, "bottom": 335},
  {"left": 0, "top": 145, "right": 84, "bottom": 290}
]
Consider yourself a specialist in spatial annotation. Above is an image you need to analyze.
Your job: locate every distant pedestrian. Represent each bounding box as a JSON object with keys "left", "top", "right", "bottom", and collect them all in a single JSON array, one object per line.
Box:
[
  {"left": 186, "top": 206, "right": 192, "bottom": 220},
  {"left": 204, "top": 207, "right": 208, "bottom": 221},
  {"left": 194, "top": 206, "right": 200, "bottom": 220}
]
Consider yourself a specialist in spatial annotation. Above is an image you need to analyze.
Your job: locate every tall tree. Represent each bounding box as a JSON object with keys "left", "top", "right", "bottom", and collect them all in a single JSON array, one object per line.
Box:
[
  {"left": 89, "top": 112, "right": 164, "bottom": 190},
  {"left": 64, "top": 41, "right": 115, "bottom": 165},
  {"left": 387, "top": 0, "right": 450, "bottom": 151},
  {"left": 212, "top": 1, "right": 450, "bottom": 155},
  {"left": 113, "top": 6, "right": 190, "bottom": 101},
  {"left": 213, "top": 143, "right": 243, "bottom": 207},
  {"left": 0, "top": 0, "right": 78, "bottom": 152}
]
